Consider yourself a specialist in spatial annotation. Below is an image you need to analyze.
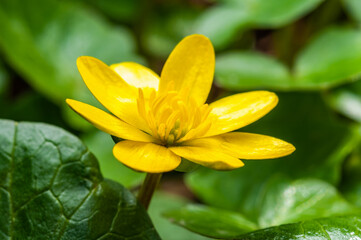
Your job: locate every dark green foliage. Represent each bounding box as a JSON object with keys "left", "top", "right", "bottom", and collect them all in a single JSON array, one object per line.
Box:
[{"left": 0, "top": 119, "right": 160, "bottom": 240}]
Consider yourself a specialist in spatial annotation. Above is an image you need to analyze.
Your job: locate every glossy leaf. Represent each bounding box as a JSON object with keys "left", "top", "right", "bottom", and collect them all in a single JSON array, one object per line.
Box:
[
  {"left": 170, "top": 178, "right": 357, "bottom": 238},
  {"left": 294, "top": 27, "right": 361, "bottom": 88},
  {"left": 186, "top": 93, "right": 358, "bottom": 216},
  {"left": 0, "top": 0, "right": 143, "bottom": 129},
  {"left": 0, "top": 119, "right": 160, "bottom": 239},
  {"left": 235, "top": 216, "right": 361, "bottom": 239},
  {"left": 215, "top": 51, "right": 291, "bottom": 90}
]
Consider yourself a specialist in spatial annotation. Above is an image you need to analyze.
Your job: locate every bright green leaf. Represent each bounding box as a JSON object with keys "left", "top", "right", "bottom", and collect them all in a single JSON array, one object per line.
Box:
[
  {"left": 294, "top": 27, "right": 361, "bottom": 88},
  {"left": 215, "top": 51, "right": 291, "bottom": 90},
  {"left": 0, "top": 119, "right": 160, "bottom": 239},
  {"left": 0, "top": 0, "right": 143, "bottom": 129},
  {"left": 235, "top": 216, "right": 361, "bottom": 239}
]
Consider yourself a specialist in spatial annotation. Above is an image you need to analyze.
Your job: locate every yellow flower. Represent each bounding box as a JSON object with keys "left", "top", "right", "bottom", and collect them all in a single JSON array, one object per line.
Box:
[{"left": 66, "top": 34, "right": 295, "bottom": 173}]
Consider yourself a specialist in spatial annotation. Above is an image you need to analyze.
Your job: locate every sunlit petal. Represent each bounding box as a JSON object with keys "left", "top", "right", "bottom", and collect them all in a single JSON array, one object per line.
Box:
[
  {"left": 217, "top": 132, "right": 295, "bottom": 159},
  {"left": 159, "top": 34, "right": 215, "bottom": 105},
  {"left": 113, "top": 141, "right": 181, "bottom": 173},
  {"left": 182, "top": 132, "right": 295, "bottom": 160},
  {"left": 66, "top": 99, "right": 154, "bottom": 142},
  {"left": 77, "top": 56, "right": 149, "bottom": 131},
  {"left": 169, "top": 139, "right": 244, "bottom": 170},
  {"left": 205, "top": 91, "right": 278, "bottom": 137},
  {"left": 111, "top": 62, "right": 160, "bottom": 90}
]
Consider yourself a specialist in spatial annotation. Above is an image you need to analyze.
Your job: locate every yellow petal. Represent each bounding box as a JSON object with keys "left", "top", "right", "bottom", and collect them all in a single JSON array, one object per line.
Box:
[
  {"left": 66, "top": 99, "right": 154, "bottom": 143},
  {"left": 216, "top": 132, "right": 295, "bottom": 159},
  {"left": 77, "top": 56, "right": 149, "bottom": 131},
  {"left": 205, "top": 91, "right": 278, "bottom": 137},
  {"left": 113, "top": 141, "right": 181, "bottom": 173},
  {"left": 159, "top": 34, "right": 215, "bottom": 105},
  {"left": 169, "top": 139, "right": 244, "bottom": 170},
  {"left": 183, "top": 132, "right": 295, "bottom": 160},
  {"left": 110, "top": 62, "right": 160, "bottom": 90}
]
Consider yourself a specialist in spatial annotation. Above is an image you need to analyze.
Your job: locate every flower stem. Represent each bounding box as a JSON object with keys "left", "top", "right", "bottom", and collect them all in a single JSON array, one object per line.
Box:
[{"left": 137, "top": 173, "right": 162, "bottom": 210}]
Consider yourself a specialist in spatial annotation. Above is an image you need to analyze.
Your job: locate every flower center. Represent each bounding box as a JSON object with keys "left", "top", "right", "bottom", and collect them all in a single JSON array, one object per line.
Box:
[{"left": 137, "top": 88, "right": 213, "bottom": 146}]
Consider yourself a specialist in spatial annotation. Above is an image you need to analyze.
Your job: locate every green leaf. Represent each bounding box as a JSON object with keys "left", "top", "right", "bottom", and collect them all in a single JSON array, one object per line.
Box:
[
  {"left": 0, "top": 0, "right": 143, "bottom": 129},
  {"left": 195, "top": 0, "right": 323, "bottom": 49},
  {"left": 235, "top": 216, "right": 361, "bottom": 239},
  {"left": 0, "top": 119, "right": 160, "bottom": 239},
  {"left": 81, "top": 131, "right": 145, "bottom": 188},
  {"left": 172, "top": 178, "right": 357, "bottom": 238},
  {"left": 245, "top": 0, "right": 324, "bottom": 27},
  {"left": 149, "top": 193, "right": 212, "bottom": 240},
  {"left": 215, "top": 51, "right": 291, "bottom": 90},
  {"left": 164, "top": 204, "right": 257, "bottom": 239},
  {"left": 294, "top": 27, "right": 361, "bottom": 88},
  {"left": 327, "top": 81, "right": 361, "bottom": 123},
  {"left": 194, "top": 6, "right": 250, "bottom": 49},
  {"left": 186, "top": 93, "right": 357, "bottom": 218},
  {"left": 343, "top": 0, "right": 361, "bottom": 23}
]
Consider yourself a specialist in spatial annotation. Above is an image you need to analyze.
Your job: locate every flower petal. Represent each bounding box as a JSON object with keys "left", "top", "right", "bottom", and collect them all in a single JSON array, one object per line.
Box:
[
  {"left": 159, "top": 34, "right": 215, "bottom": 105},
  {"left": 169, "top": 139, "right": 244, "bottom": 170},
  {"left": 110, "top": 62, "right": 160, "bottom": 90},
  {"left": 66, "top": 99, "right": 154, "bottom": 143},
  {"left": 77, "top": 56, "right": 149, "bottom": 131},
  {"left": 113, "top": 141, "right": 181, "bottom": 173},
  {"left": 216, "top": 132, "right": 295, "bottom": 159},
  {"left": 205, "top": 91, "right": 278, "bottom": 137}
]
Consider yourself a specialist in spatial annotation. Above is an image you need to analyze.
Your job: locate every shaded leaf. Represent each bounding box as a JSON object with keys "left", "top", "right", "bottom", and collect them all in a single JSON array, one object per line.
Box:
[
  {"left": 164, "top": 204, "right": 257, "bottom": 239},
  {"left": 0, "top": 119, "right": 160, "bottom": 239}
]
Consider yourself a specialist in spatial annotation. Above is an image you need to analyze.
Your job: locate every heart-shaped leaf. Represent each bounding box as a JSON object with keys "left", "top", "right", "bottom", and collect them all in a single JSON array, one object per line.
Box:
[{"left": 0, "top": 119, "right": 160, "bottom": 239}]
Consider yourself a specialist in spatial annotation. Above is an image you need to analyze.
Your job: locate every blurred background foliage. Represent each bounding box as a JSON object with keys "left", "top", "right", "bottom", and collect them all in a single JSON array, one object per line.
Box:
[{"left": 2, "top": 0, "right": 361, "bottom": 238}]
